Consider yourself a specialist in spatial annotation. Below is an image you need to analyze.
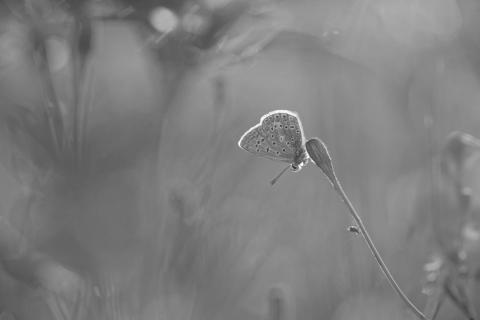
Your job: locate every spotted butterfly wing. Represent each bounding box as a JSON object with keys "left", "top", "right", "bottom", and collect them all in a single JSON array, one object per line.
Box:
[
  {"left": 238, "top": 110, "right": 309, "bottom": 185},
  {"left": 238, "top": 110, "right": 307, "bottom": 167},
  {"left": 238, "top": 125, "right": 296, "bottom": 163},
  {"left": 260, "top": 110, "right": 306, "bottom": 163}
]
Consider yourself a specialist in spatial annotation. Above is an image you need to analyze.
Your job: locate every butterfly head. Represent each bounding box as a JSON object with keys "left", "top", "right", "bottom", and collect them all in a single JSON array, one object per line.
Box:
[{"left": 291, "top": 147, "right": 309, "bottom": 172}]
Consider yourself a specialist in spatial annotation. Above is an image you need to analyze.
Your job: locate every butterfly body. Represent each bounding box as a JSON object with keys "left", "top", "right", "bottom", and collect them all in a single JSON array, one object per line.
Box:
[{"left": 238, "top": 110, "right": 309, "bottom": 173}]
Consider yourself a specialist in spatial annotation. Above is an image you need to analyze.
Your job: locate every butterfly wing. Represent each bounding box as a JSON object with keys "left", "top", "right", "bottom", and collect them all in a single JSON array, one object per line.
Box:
[
  {"left": 238, "top": 123, "right": 296, "bottom": 163},
  {"left": 260, "top": 110, "right": 306, "bottom": 164}
]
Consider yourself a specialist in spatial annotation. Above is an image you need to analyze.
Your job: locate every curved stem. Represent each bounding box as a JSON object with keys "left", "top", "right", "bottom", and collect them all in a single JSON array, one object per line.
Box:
[{"left": 331, "top": 179, "right": 428, "bottom": 320}]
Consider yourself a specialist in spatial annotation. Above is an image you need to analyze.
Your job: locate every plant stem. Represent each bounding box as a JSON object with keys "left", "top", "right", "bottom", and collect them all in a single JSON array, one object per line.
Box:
[
  {"left": 443, "top": 282, "right": 475, "bottom": 320},
  {"left": 423, "top": 285, "right": 444, "bottom": 320},
  {"left": 330, "top": 178, "right": 428, "bottom": 320}
]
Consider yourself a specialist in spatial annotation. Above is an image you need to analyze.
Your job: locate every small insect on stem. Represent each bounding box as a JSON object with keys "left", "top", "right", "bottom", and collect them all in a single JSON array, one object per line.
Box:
[{"left": 347, "top": 225, "right": 360, "bottom": 234}]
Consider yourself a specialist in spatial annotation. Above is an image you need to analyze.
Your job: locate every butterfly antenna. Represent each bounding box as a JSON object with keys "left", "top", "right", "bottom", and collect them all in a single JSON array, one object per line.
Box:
[{"left": 270, "top": 165, "right": 291, "bottom": 185}]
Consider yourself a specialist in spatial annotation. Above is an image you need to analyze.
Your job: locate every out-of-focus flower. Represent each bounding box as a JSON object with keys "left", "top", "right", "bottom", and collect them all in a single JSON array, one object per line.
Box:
[
  {"left": 107, "top": 0, "right": 289, "bottom": 69},
  {"left": 422, "top": 254, "right": 445, "bottom": 295},
  {"left": 430, "top": 132, "right": 480, "bottom": 256},
  {"left": 45, "top": 36, "right": 69, "bottom": 72},
  {"left": 180, "top": 3, "right": 210, "bottom": 38},
  {"left": 419, "top": 132, "right": 480, "bottom": 319},
  {"left": 440, "top": 131, "right": 480, "bottom": 185},
  {"left": 461, "top": 222, "right": 480, "bottom": 273},
  {"left": 38, "top": 261, "right": 84, "bottom": 301},
  {"left": 149, "top": 6, "right": 179, "bottom": 34}
]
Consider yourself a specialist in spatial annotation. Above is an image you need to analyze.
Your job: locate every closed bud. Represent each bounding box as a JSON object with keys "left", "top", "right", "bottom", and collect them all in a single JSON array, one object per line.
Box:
[{"left": 305, "top": 138, "right": 336, "bottom": 186}]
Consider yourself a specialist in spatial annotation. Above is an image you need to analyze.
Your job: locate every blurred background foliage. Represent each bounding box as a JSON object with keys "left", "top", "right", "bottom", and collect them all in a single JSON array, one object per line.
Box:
[{"left": 1, "top": 0, "right": 480, "bottom": 319}]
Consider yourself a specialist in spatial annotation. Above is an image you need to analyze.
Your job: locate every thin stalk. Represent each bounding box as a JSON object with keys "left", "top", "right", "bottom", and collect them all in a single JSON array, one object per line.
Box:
[
  {"left": 423, "top": 284, "right": 445, "bottom": 320},
  {"left": 36, "top": 34, "right": 64, "bottom": 159},
  {"left": 427, "top": 294, "right": 444, "bottom": 320},
  {"left": 25, "top": 2, "right": 65, "bottom": 159},
  {"left": 71, "top": 18, "right": 85, "bottom": 166},
  {"left": 443, "top": 282, "right": 475, "bottom": 320},
  {"left": 331, "top": 178, "right": 428, "bottom": 320},
  {"left": 71, "top": 9, "right": 93, "bottom": 167},
  {"left": 305, "top": 138, "right": 428, "bottom": 320},
  {"left": 71, "top": 47, "right": 81, "bottom": 165}
]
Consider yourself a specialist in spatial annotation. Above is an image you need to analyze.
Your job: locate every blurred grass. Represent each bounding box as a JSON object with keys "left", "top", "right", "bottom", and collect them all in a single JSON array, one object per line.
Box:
[{"left": 1, "top": 0, "right": 480, "bottom": 320}]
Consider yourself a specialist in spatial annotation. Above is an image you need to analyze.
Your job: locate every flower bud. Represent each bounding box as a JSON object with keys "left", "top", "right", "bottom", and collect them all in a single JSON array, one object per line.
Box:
[{"left": 305, "top": 138, "right": 336, "bottom": 185}]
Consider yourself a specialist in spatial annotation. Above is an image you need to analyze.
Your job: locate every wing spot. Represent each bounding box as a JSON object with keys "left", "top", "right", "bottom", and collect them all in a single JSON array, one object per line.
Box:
[{"left": 266, "top": 147, "right": 270, "bottom": 152}]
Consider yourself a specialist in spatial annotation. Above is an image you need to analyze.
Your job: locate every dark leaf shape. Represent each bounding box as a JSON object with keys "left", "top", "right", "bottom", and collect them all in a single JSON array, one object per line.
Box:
[
  {"left": 75, "top": 17, "right": 93, "bottom": 62},
  {"left": 0, "top": 104, "right": 55, "bottom": 183},
  {"left": 4, "top": 105, "right": 55, "bottom": 156}
]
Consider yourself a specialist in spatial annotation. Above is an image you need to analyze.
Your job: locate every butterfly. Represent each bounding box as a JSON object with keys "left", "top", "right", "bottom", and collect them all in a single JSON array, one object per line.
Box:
[{"left": 238, "top": 110, "right": 309, "bottom": 184}]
